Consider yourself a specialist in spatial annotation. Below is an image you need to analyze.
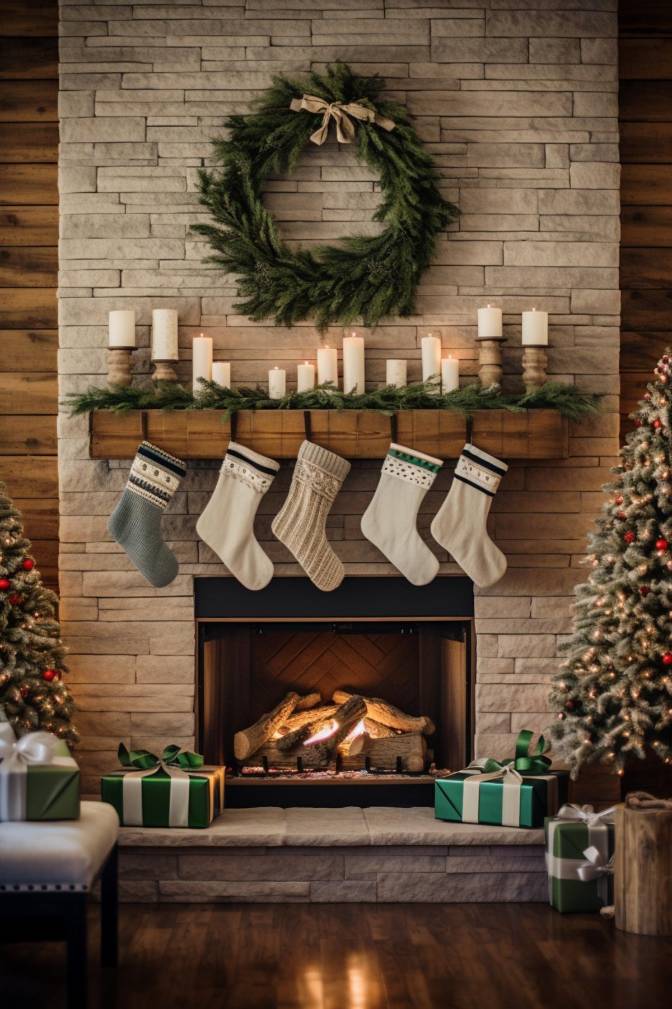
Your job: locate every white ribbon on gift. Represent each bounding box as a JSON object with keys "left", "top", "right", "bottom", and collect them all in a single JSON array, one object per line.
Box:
[
  {"left": 554, "top": 803, "right": 617, "bottom": 826},
  {"left": 0, "top": 731, "right": 58, "bottom": 821},
  {"left": 121, "top": 759, "right": 194, "bottom": 828},
  {"left": 577, "top": 845, "right": 615, "bottom": 883},
  {"left": 462, "top": 764, "right": 524, "bottom": 827}
]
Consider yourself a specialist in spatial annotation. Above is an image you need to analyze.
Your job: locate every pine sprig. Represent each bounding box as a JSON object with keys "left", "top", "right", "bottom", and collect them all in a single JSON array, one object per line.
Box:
[
  {"left": 192, "top": 62, "right": 458, "bottom": 329},
  {"left": 66, "top": 380, "right": 599, "bottom": 420}
]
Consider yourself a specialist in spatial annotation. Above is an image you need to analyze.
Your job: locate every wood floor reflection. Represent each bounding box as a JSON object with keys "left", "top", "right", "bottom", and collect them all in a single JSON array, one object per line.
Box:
[{"left": 2, "top": 902, "right": 672, "bottom": 1009}]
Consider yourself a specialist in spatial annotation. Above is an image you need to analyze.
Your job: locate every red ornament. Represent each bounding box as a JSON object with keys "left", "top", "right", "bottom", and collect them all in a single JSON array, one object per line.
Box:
[
  {"left": 617, "top": 512, "right": 627, "bottom": 521},
  {"left": 22, "top": 559, "right": 34, "bottom": 572},
  {"left": 8, "top": 593, "right": 21, "bottom": 606},
  {"left": 640, "top": 586, "right": 650, "bottom": 597},
  {"left": 624, "top": 531, "right": 636, "bottom": 544},
  {"left": 663, "top": 653, "right": 672, "bottom": 667},
  {"left": 615, "top": 496, "right": 624, "bottom": 506},
  {"left": 0, "top": 578, "right": 10, "bottom": 591},
  {"left": 41, "top": 668, "right": 57, "bottom": 683},
  {"left": 565, "top": 699, "right": 576, "bottom": 712},
  {"left": 653, "top": 419, "right": 663, "bottom": 430},
  {"left": 656, "top": 538, "right": 669, "bottom": 552}
]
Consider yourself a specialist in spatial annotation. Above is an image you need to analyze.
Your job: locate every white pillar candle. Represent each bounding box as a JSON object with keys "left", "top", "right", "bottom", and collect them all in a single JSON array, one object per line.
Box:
[
  {"left": 151, "top": 308, "right": 178, "bottom": 360},
  {"left": 108, "top": 309, "right": 136, "bottom": 348},
  {"left": 386, "top": 359, "right": 407, "bottom": 388},
  {"left": 297, "top": 361, "right": 315, "bottom": 393},
  {"left": 268, "top": 366, "right": 286, "bottom": 400},
  {"left": 317, "top": 346, "right": 338, "bottom": 387},
  {"left": 522, "top": 308, "right": 549, "bottom": 346},
  {"left": 477, "top": 305, "right": 503, "bottom": 339},
  {"left": 421, "top": 333, "right": 442, "bottom": 384},
  {"left": 342, "top": 330, "right": 365, "bottom": 395},
  {"left": 212, "top": 361, "right": 231, "bottom": 388},
  {"left": 192, "top": 334, "right": 213, "bottom": 392},
  {"left": 441, "top": 356, "right": 460, "bottom": 393}
]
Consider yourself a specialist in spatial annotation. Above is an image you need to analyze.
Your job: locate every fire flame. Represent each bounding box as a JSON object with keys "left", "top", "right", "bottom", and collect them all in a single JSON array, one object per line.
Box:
[{"left": 302, "top": 718, "right": 366, "bottom": 747}]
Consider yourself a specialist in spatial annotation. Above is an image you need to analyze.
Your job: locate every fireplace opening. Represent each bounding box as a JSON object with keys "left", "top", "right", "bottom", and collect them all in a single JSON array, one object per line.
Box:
[{"left": 196, "top": 577, "right": 474, "bottom": 807}]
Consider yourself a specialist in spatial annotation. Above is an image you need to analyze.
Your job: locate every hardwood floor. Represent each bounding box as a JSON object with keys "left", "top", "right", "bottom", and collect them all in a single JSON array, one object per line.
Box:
[{"left": 2, "top": 902, "right": 671, "bottom": 1009}]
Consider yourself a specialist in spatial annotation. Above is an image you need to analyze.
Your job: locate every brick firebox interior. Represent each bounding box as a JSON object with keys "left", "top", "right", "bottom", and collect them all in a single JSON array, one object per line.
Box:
[{"left": 57, "top": 1, "right": 620, "bottom": 796}]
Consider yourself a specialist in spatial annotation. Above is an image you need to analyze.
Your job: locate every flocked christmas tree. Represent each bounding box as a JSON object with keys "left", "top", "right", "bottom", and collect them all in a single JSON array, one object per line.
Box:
[
  {"left": 0, "top": 482, "right": 78, "bottom": 742},
  {"left": 550, "top": 351, "right": 672, "bottom": 776}
]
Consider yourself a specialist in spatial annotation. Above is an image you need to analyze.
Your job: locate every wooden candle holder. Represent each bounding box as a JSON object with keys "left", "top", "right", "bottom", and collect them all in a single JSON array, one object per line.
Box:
[
  {"left": 107, "top": 347, "right": 134, "bottom": 388},
  {"left": 477, "top": 336, "right": 505, "bottom": 389},
  {"left": 152, "top": 360, "right": 178, "bottom": 383},
  {"left": 522, "top": 345, "right": 548, "bottom": 392}
]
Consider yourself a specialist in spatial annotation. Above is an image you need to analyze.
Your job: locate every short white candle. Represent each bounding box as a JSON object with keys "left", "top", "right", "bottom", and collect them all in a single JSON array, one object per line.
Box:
[
  {"left": 151, "top": 308, "right": 178, "bottom": 360},
  {"left": 268, "top": 366, "right": 286, "bottom": 400},
  {"left": 477, "top": 305, "right": 503, "bottom": 339},
  {"left": 441, "top": 356, "right": 460, "bottom": 393},
  {"left": 342, "top": 330, "right": 365, "bottom": 395},
  {"left": 386, "top": 359, "right": 407, "bottom": 388},
  {"left": 317, "top": 346, "right": 338, "bottom": 387},
  {"left": 522, "top": 308, "right": 548, "bottom": 346},
  {"left": 421, "top": 333, "right": 442, "bottom": 387},
  {"left": 108, "top": 309, "right": 135, "bottom": 348},
  {"left": 297, "top": 361, "right": 315, "bottom": 393},
  {"left": 212, "top": 361, "right": 231, "bottom": 388},
  {"left": 192, "top": 333, "right": 213, "bottom": 392}
]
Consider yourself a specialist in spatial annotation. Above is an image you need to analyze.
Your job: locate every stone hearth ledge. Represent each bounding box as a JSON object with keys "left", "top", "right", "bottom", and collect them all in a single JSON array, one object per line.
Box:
[{"left": 118, "top": 807, "right": 544, "bottom": 848}]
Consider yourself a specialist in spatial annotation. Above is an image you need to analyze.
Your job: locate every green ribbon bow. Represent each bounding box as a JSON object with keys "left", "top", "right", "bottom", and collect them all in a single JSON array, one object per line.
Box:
[
  {"left": 117, "top": 742, "right": 204, "bottom": 772},
  {"left": 481, "top": 729, "right": 551, "bottom": 776}
]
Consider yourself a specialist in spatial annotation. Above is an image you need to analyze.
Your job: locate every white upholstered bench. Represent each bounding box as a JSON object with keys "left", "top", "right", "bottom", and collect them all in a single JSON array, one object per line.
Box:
[{"left": 0, "top": 800, "right": 120, "bottom": 1009}]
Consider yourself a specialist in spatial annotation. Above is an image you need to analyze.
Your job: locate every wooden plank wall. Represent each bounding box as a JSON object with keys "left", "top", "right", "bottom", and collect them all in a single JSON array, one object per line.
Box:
[
  {"left": 620, "top": 1, "right": 672, "bottom": 433},
  {"left": 0, "top": 1, "right": 59, "bottom": 585}
]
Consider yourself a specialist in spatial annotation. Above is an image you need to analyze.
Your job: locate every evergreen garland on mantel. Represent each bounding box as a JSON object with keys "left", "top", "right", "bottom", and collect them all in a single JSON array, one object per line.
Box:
[{"left": 67, "top": 380, "right": 599, "bottom": 422}]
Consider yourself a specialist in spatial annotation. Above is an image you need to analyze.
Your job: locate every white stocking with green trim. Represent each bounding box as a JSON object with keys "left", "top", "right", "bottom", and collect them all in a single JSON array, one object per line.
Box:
[{"left": 361, "top": 443, "right": 443, "bottom": 586}]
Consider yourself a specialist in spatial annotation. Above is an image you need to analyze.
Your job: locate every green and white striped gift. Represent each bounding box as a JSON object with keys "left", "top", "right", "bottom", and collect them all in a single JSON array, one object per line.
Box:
[{"left": 545, "top": 804, "right": 616, "bottom": 913}]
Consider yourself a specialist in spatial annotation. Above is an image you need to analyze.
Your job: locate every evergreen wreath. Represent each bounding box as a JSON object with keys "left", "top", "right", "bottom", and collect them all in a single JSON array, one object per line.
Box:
[{"left": 193, "top": 63, "right": 458, "bottom": 329}]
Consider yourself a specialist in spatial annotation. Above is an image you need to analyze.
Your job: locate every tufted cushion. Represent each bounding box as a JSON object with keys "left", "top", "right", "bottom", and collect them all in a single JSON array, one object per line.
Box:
[{"left": 0, "top": 801, "right": 119, "bottom": 893}]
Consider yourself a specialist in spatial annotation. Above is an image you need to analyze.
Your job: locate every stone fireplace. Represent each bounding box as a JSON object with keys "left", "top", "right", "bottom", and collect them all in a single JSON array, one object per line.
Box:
[{"left": 57, "top": 1, "right": 621, "bottom": 808}]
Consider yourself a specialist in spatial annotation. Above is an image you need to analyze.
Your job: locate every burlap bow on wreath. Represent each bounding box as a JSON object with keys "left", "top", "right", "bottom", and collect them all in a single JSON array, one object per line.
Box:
[{"left": 289, "top": 94, "right": 396, "bottom": 145}]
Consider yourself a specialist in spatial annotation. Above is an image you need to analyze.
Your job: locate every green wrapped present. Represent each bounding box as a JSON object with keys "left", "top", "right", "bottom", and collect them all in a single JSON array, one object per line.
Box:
[
  {"left": 545, "top": 804, "right": 615, "bottom": 912},
  {"left": 0, "top": 730, "right": 80, "bottom": 821},
  {"left": 435, "top": 730, "right": 567, "bottom": 828},
  {"left": 101, "top": 743, "right": 225, "bottom": 828}
]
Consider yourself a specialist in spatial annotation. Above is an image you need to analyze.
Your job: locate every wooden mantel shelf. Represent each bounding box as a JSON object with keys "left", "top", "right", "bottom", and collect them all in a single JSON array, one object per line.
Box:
[{"left": 89, "top": 409, "right": 568, "bottom": 460}]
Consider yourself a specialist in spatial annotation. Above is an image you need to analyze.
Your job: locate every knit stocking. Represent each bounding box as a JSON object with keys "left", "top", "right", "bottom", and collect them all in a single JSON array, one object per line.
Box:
[
  {"left": 430, "top": 442, "right": 508, "bottom": 588},
  {"left": 271, "top": 441, "right": 350, "bottom": 592},
  {"left": 196, "top": 442, "right": 280, "bottom": 591},
  {"left": 108, "top": 441, "right": 186, "bottom": 588},
  {"left": 361, "top": 443, "right": 443, "bottom": 586}
]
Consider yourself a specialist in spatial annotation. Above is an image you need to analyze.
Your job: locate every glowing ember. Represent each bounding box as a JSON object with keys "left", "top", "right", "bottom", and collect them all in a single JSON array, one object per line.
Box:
[
  {"left": 344, "top": 719, "right": 366, "bottom": 744},
  {"left": 303, "top": 719, "right": 338, "bottom": 745}
]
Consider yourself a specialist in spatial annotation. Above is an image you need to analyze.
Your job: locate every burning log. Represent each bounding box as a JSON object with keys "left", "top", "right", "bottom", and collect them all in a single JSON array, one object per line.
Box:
[
  {"left": 282, "top": 704, "right": 338, "bottom": 733},
  {"left": 234, "top": 691, "right": 300, "bottom": 760},
  {"left": 364, "top": 718, "right": 396, "bottom": 740},
  {"left": 304, "top": 694, "right": 367, "bottom": 763},
  {"left": 252, "top": 742, "right": 331, "bottom": 769},
  {"left": 349, "top": 731, "right": 427, "bottom": 773},
  {"left": 332, "top": 690, "right": 435, "bottom": 736},
  {"left": 277, "top": 709, "right": 337, "bottom": 753},
  {"left": 294, "top": 692, "right": 322, "bottom": 711}
]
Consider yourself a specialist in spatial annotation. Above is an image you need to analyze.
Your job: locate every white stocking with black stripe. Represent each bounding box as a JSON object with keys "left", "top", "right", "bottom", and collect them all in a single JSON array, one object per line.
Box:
[
  {"left": 197, "top": 441, "right": 280, "bottom": 591},
  {"left": 430, "top": 443, "right": 508, "bottom": 588}
]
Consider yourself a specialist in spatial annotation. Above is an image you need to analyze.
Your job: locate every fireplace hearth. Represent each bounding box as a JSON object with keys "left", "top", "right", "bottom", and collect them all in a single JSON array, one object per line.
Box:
[{"left": 196, "top": 577, "right": 474, "bottom": 807}]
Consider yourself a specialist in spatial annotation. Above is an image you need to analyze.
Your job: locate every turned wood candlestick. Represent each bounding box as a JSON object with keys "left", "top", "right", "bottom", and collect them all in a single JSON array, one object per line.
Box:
[
  {"left": 152, "top": 359, "right": 178, "bottom": 383},
  {"left": 477, "top": 336, "right": 506, "bottom": 389},
  {"left": 522, "top": 344, "right": 548, "bottom": 392},
  {"left": 107, "top": 347, "right": 134, "bottom": 387}
]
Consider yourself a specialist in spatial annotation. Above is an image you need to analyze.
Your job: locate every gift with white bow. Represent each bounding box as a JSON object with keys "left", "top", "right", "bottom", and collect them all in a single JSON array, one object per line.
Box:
[
  {"left": 101, "top": 743, "right": 225, "bottom": 828},
  {"left": 545, "top": 803, "right": 616, "bottom": 912},
  {"left": 0, "top": 725, "right": 80, "bottom": 822},
  {"left": 435, "top": 730, "right": 568, "bottom": 829}
]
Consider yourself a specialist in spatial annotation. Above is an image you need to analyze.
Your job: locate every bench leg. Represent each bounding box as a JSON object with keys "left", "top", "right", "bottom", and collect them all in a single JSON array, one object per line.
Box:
[
  {"left": 100, "top": 844, "right": 118, "bottom": 968},
  {"left": 66, "top": 894, "right": 88, "bottom": 1009}
]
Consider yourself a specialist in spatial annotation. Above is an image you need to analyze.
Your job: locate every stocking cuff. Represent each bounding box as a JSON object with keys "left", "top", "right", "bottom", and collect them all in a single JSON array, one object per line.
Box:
[
  {"left": 456, "top": 443, "right": 508, "bottom": 498},
  {"left": 295, "top": 441, "right": 350, "bottom": 500},
  {"left": 223, "top": 441, "right": 280, "bottom": 495},
  {"left": 383, "top": 443, "right": 443, "bottom": 490},
  {"left": 128, "top": 441, "right": 186, "bottom": 510}
]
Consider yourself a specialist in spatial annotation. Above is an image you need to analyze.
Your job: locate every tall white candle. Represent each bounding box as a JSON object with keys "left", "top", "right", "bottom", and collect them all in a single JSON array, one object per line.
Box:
[
  {"left": 421, "top": 333, "right": 442, "bottom": 385},
  {"left": 108, "top": 309, "right": 136, "bottom": 348},
  {"left": 342, "top": 330, "right": 365, "bottom": 394},
  {"left": 386, "top": 359, "right": 407, "bottom": 388},
  {"left": 212, "top": 361, "right": 231, "bottom": 388},
  {"left": 522, "top": 308, "right": 548, "bottom": 346},
  {"left": 441, "top": 356, "right": 460, "bottom": 393},
  {"left": 268, "top": 367, "right": 286, "bottom": 400},
  {"left": 317, "top": 346, "right": 338, "bottom": 387},
  {"left": 477, "top": 305, "right": 503, "bottom": 339},
  {"left": 297, "top": 361, "right": 315, "bottom": 393},
  {"left": 192, "top": 334, "right": 213, "bottom": 392},
  {"left": 151, "top": 308, "right": 178, "bottom": 360}
]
